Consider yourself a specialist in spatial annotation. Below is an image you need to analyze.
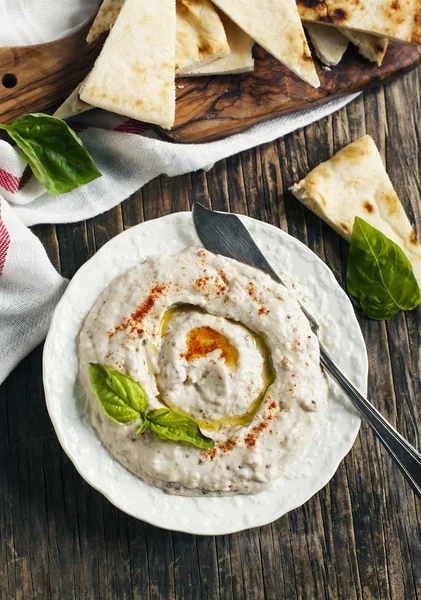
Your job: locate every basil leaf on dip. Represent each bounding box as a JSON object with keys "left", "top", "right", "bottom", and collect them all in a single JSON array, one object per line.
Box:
[
  {"left": 347, "top": 217, "right": 421, "bottom": 320},
  {"left": 88, "top": 363, "right": 147, "bottom": 423},
  {"left": 88, "top": 363, "right": 215, "bottom": 449},
  {"left": 0, "top": 113, "right": 101, "bottom": 195},
  {"left": 142, "top": 408, "right": 215, "bottom": 449}
]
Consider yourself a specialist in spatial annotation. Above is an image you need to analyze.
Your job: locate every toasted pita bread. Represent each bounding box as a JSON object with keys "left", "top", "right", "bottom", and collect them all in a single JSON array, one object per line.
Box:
[
  {"left": 80, "top": 0, "right": 176, "bottom": 129},
  {"left": 212, "top": 0, "right": 320, "bottom": 88},
  {"left": 297, "top": 0, "right": 421, "bottom": 44},
  {"left": 305, "top": 24, "right": 349, "bottom": 66},
  {"left": 175, "top": 0, "right": 230, "bottom": 74},
  {"left": 290, "top": 135, "right": 421, "bottom": 282},
  {"left": 86, "top": 0, "right": 124, "bottom": 43},
  {"left": 182, "top": 14, "right": 254, "bottom": 76},
  {"left": 53, "top": 82, "right": 92, "bottom": 119},
  {"left": 87, "top": 0, "right": 229, "bottom": 74},
  {"left": 305, "top": 23, "right": 389, "bottom": 67},
  {"left": 341, "top": 30, "right": 389, "bottom": 66}
]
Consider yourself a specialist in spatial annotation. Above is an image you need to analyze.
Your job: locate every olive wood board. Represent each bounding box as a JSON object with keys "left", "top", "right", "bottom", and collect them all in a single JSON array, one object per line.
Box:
[{"left": 1, "top": 22, "right": 421, "bottom": 143}]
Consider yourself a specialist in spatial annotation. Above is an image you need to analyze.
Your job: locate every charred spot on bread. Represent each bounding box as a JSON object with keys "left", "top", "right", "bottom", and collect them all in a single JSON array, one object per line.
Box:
[
  {"left": 296, "top": 0, "right": 326, "bottom": 7},
  {"left": 331, "top": 8, "right": 347, "bottom": 22},
  {"left": 363, "top": 200, "right": 375, "bottom": 214},
  {"left": 410, "top": 230, "right": 420, "bottom": 246}
]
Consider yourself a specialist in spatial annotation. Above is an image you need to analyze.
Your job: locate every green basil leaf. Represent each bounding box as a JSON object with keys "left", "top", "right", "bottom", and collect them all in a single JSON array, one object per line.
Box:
[
  {"left": 88, "top": 363, "right": 148, "bottom": 424},
  {"left": 346, "top": 217, "right": 421, "bottom": 320},
  {"left": 145, "top": 408, "right": 215, "bottom": 449},
  {"left": 0, "top": 113, "right": 100, "bottom": 195},
  {"left": 88, "top": 363, "right": 214, "bottom": 448}
]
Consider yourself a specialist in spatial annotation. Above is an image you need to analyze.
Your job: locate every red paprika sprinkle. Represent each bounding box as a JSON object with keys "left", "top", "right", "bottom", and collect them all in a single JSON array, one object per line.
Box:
[{"left": 108, "top": 283, "right": 167, "bottom": 338}]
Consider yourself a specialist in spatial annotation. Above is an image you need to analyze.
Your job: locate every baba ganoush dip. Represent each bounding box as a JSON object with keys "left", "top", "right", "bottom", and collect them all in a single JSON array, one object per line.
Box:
[{"left": 78, "top": 247, "right": 327, "bottom": 496}]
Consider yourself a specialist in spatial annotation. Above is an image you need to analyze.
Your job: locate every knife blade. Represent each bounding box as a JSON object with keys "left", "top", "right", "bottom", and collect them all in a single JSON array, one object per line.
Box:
[{"left": 193, "top": 202, "right": 283, "bottom": 283}]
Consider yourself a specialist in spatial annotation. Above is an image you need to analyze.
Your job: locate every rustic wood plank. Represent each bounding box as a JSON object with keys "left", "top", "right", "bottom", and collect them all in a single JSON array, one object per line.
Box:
[
  {"left": 31, "top": 225, "right": 61, "bottom": 272},
  {"left": 143, "top": 523, "right": 175, "bottom": 600},
  {"left": 196, "top": 529, "right": 221, "bottom": 600},
  {"left": 206, "top": 159, "right": 230, "bottom": 213},
  {"left": 121, "top": 190, "right": 144, "bottom": 230},
  {"left": 92, "top": 205, "right": 124, "bottom": 251},
  {"left": 159, "top": 173, "right": 192, "bottom": 217},
  {"left": 234, "top": 529, "right": 266, "bottom": 600},
  {"left": 142, "top": 177, "right": 164, "bottom": 223},
  {"left": 172, "top": 533, "right": 201, "bottom": 600},
  {"left": 190, "top": 170, "right": 210, "bottom": 212},
  {"left": 55, "top": 220, "right": 95, "bottom": 280},
  {"left": 214, "top": 536, "right": 233, "bottom": 600},
  {"left": 258, "top": 141, "right": 288, "bottom": 232}
]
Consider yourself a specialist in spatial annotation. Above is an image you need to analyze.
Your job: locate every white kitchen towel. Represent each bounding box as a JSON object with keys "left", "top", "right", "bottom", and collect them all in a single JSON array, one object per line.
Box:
[
  {"left": 0, "top": 199, "right": 68, "bottom": 383},
  {"left": 0, "top": 0, "right": 360, "bottom": 383},
  {"left": 0, "top": 0, "right": 100, "bottom": 46}
]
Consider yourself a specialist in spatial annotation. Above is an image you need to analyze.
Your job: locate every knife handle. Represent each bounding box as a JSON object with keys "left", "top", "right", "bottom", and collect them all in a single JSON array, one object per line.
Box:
[{"left": 320, "top": 344, "right": 421, "bottom": 499}]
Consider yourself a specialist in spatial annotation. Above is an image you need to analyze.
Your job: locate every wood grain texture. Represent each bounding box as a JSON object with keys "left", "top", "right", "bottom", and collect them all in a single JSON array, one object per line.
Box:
[
  {"left": 0, "top": 23, "right": 103, "bottom": 125},
  {"left": 1, "top": 27, "right": 421, "bottom": 143},
  {"left": 170, "top": 42, "right": 421, "bottom": 142},
  {"left": 1, "top": 71, "right": 421, "bottom": 600}
]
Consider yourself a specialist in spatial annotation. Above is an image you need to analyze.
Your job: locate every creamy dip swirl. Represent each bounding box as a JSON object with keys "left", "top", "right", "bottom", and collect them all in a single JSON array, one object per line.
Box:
[{"left": 78, "top": 247, "right": 327, "bottom": 496}]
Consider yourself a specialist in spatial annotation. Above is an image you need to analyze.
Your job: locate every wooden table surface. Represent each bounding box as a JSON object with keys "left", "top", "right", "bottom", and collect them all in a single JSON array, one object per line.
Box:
[{"left": 1, "top": 70, "right": 421, "bottom": 600}]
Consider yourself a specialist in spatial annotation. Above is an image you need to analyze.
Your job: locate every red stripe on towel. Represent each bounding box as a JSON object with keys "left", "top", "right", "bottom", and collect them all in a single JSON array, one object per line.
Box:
[
  {"left": 0, "top": 200, "right": 10, "bottom": 276},
  {"left": 71, "top": 124, "right": 89, "bottom": 133},
  {"left": 0, "top": 168, "right": 20, "bottom": 194},
  {"left": 114, "top": 120, "right": 150, "bottom": 135}
]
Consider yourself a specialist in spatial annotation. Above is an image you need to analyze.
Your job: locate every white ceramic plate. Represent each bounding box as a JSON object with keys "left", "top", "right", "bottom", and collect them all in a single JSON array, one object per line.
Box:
[{"left": 43, "top": 212, "right": 367, "bottom": 535}]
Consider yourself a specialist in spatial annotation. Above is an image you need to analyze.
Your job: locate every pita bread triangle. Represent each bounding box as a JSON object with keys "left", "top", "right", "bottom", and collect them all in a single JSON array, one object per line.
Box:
[
  {"left": 80, "top": 0, "right": 176, "bottom": 129},
  {"left": 87, "top": 0, "right": 230, "bottom": 75},
  {"left": 175, "top": 0, "right": 230, "bottom": 74},
  {"left": 305, "top": 23, "right": 389, "bottom": 67},
  {"left": 304, "top": 23, "right": 349, "bottom": 66},
  {"left": 290, "top": 135, "right": 421, "bottom": 283},
  {"left": 211, "top": 0, "right": 320, "bottom": 88},
  {"left": 53, "top": 81, "right": 92, "bottom": 119},
  {"left": 297, "top": 0, "right": 421, "bottom": 44},
  {"left": 64, "top": 0, "right": 230, "bottom": 122},
  {"left": 341, "top": 30, "right": 389, "bottom": 66},
  {"left": 86, "top": 0, "right": 124, "bottom": 43},
  {"left": 182, "top": 14, "right": 254, "bottom": 76}
]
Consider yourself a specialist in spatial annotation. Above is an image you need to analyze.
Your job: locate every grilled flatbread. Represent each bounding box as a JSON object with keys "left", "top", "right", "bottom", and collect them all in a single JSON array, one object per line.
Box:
[
  {"left": 305, "top": 24, "right": 349, "bottom": 66},
  {"left": 80, "top": 0, "right": 176, "bottom": 129},
  {"left": 53, "top": 82, "right": 92, "bottom": 119},
  {"left": 305, "top": 23, "right": 389, "bottom": 67},
  {"left": 297, "top": 0, "right": 421, "bottom": 44},
  {"left": 290, "top": 135, "right": 421, "bottom": 281},
  {"left": 212, "top": 0, "right": 320, "bottom": 88},
  {"left": 86, "top": 0, "right": 124, "bottom": 43},
  {"left": 182, "top": 14, "right": 254, "bottom": 76},
  {"left": 176, "top": 0, "right": 230, "bottom": 74},
  {"left": 87, "top": 0, "right": 229, "bottom": 75},
  {"left": 341, "top": 30, "right": 389, "bottom": 66}
]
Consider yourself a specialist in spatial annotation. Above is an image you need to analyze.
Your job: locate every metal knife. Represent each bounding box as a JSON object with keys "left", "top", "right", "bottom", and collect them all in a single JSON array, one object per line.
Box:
[{"left": 192, "top": 202, "right": 421, "bottom": 499}]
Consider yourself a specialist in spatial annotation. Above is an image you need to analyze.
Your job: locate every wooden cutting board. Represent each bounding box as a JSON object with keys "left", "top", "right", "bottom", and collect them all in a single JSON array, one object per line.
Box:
[{"left": 1, "top": 22, "right": 421, "bottom": 143}]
